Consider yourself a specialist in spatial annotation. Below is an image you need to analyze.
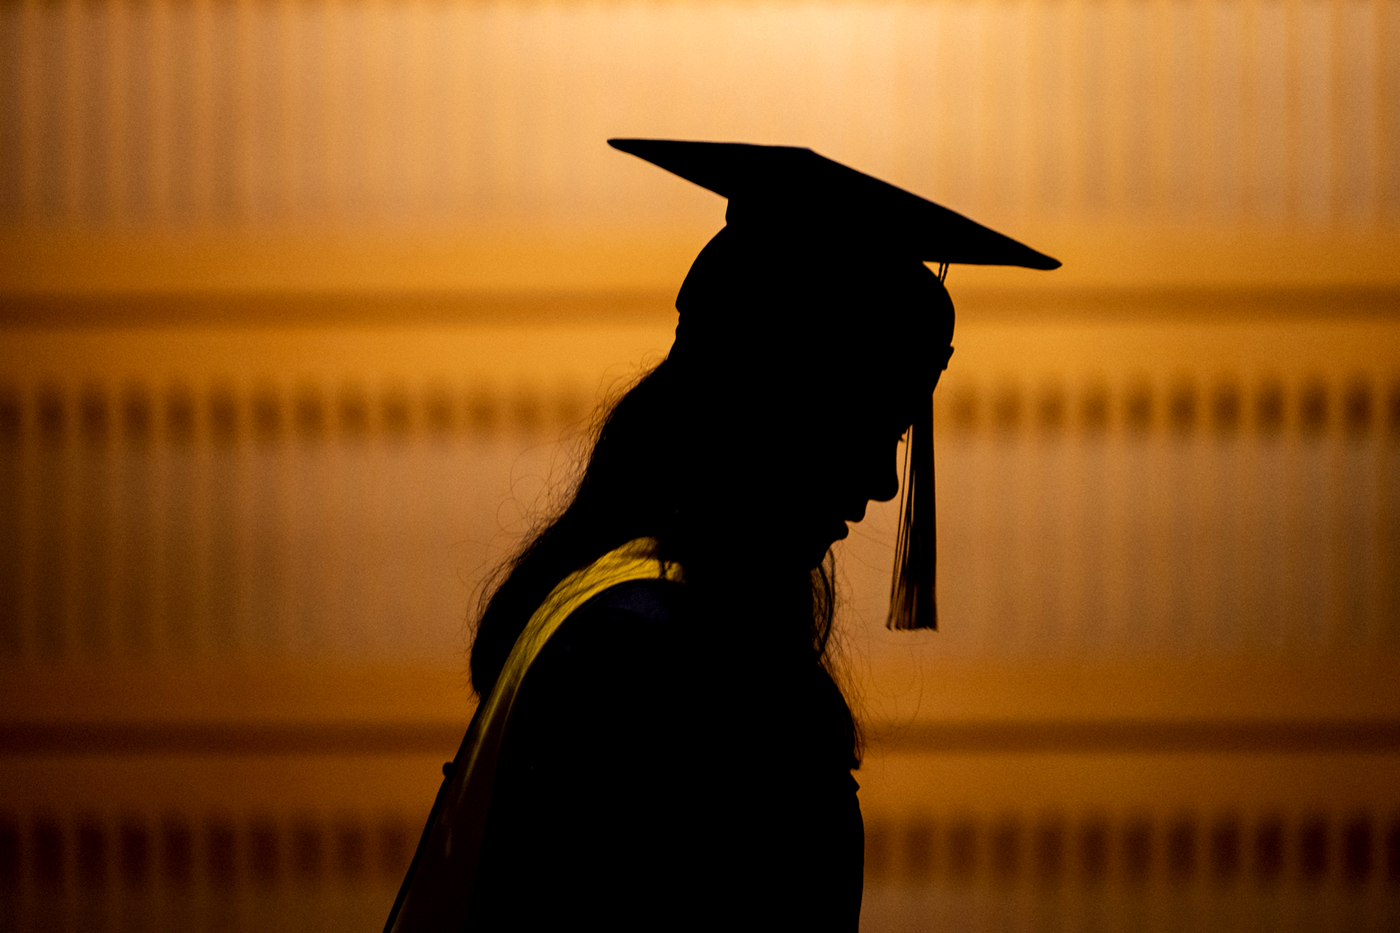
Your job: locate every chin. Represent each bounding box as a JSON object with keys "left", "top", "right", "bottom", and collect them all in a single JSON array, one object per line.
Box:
[{"left": 798, "top": 535, "right": 840, "bottom": 571}]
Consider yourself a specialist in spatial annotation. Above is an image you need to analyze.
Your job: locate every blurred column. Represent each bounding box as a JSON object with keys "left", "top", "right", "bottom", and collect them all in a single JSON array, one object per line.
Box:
[
  {"left": 1206, "top": 380, "right": 1249, "bottom": 650},
  {"left": 1295, "top": 378, "right": 1333, "bottom": 645},
  {"left": 1252, "top": 376, "right": 1289, "bottom": 650},
  {"left": 33, "top": 386, "right": 69, "bottom": 658},
  {"left": 77, "top": 385, "right": 115, "bottom": 656},
  {"left": 0, "top": 390, "right": 22, "bottom": 656},
  {"left": 117, "top": 384, "right": 156, "bottom": 654},
  {"left": 207, "top": 385, "right": 243, "bottom": 654},
  {"left": 284, "top": 381, "right": 330, "bottom": 650},
  {"left": 1334, "top": 377, "right": 1379, "bottom": 645},
  {"left": 162, "top": 384, "right": 201, "bottom": 654},
  {"left": 248, "top": 386, "right": 285, "bottom": 653}
]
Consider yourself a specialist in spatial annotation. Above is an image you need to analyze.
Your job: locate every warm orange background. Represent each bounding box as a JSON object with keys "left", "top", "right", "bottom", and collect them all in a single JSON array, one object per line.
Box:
[{"left": 1, "top": 2, "right": 1397, "bottom": 930}]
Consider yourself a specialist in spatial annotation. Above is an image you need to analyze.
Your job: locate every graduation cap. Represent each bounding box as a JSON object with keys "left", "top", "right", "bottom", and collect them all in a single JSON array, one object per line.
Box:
[
  {"left": 609, "top": 138, "right": 1059, "bottom": 631},
  {"left": 609, "top": 138, "right": 1060, "bottom": 270}
]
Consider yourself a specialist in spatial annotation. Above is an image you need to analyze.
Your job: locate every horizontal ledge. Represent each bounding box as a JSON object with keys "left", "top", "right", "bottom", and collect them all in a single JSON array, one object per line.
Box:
[
  {"left": 3, "top": 720, "right": 1400, "bottom": 758},
  {"left": 2, "top": 227, "right": 1399, "bottom": 295},
  {"left": 1, "top": 286, "right": 1397, "bottom": 328},
  {"left": 0, "top": 723, "right": 468, "bottom": 757},
  {"left": 867, "top": 721, "right": 1400, "bottom": 754},
  {"left": 0, "top": 290, "right": 679, "bottom": 328}
]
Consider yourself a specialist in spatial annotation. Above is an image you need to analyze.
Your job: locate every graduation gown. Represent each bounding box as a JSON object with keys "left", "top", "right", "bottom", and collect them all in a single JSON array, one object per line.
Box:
[
  {"left": 468, "top": 577, "right": 864, "bottom": 930},
  {"left": 387, "top": 541, "right": 863, "bottom": 931}
]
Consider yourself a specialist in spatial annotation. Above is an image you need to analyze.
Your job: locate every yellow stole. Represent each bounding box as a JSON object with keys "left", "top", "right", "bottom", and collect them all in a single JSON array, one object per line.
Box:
[{"left": 387, "top": 538, "right": 683, "bottom": 933}]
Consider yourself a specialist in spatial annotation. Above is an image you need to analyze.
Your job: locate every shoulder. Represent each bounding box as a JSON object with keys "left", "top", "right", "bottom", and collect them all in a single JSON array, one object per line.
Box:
[
  {"left": 510, "top": 577, "right": 698, "bottom": 719},
  {"left": 493, "top": 577, "right": 707, "bottom": 796},
  {"left": 548, "top": 577, "right": 689, "bottom": 652}
]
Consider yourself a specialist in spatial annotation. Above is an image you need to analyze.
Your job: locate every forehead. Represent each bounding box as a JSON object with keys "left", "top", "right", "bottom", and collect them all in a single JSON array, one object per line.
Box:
[
  {"left": 833, "top": 365, "right": 931, "bottom": 428},
  {"left": 672, "top": 228, "right": 955, "bottom": 422},
  {"left": 771, "top": 266, "right": 955, "bottom": 392},
  {"left": 678, "top": 224, "right": 955, "bottom": 341}
]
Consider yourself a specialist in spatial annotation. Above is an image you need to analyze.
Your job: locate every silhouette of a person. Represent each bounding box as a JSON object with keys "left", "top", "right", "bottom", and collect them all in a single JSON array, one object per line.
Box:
[{"left": 386, "top": 139, "right": 1058, "bottom": 932}]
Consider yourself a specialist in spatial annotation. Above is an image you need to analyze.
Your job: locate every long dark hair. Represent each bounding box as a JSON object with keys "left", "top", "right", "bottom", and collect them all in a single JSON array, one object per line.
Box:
[{"left": 467, "top": 354, "right": 858, "bottom": 763}]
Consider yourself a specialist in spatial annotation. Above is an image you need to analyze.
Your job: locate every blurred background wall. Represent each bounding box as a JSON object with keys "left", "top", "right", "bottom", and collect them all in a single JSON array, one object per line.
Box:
[{"left": 0, "top": 1, "right": 1397, "bottom": 930}]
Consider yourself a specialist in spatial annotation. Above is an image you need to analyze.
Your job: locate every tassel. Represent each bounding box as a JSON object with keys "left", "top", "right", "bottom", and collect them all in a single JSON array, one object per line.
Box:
[{"left": 886, "top": 392, "right": 938, "bottom": 631}]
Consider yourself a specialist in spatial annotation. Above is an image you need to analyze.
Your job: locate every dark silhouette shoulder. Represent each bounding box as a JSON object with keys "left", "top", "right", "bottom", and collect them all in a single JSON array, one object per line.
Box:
[{"left": 469, "top": 577, "right": 863, "bottom": 931}]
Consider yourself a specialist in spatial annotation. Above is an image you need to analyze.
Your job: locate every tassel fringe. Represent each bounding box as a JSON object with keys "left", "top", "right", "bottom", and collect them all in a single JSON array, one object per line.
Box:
[{"left": 886, "top": 393, "right": 938, "bottom": 631}]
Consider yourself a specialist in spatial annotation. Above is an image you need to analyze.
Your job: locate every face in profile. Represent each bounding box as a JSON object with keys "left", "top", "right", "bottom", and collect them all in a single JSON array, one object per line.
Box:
[
  {"left": 673, "top": 244, "right": 953, "bottom": 572},
  {"left": 765, "top": 377, "right": 934, "bottom": 571}
]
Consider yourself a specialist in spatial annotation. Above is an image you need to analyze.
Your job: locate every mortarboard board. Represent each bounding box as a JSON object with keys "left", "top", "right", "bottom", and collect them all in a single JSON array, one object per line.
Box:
[
  {"left": 608, "top": 138, "right": 1060, "bottom": 270},
  {"left": 609, "top": 138, "right": 1060, "bottom": 631}
]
